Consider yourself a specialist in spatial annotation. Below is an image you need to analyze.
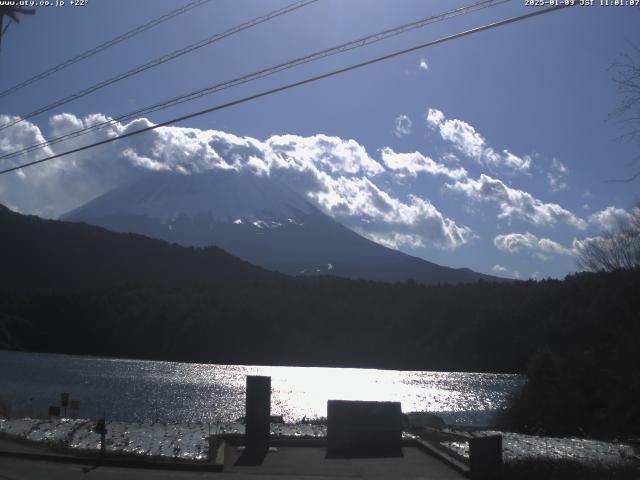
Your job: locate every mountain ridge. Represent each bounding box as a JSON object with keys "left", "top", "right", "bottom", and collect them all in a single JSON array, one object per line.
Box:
[
  {"left": 63, "top": 170, "right": 507, "bottom": 285},
  {"left": 0, "top": 203, "right": 284, "bottom": 291}
]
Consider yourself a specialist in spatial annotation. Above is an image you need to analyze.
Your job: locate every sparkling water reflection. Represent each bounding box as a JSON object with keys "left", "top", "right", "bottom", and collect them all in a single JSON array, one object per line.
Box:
[{"left": 0, "top": 350, "right": 524, "bottom": 426}]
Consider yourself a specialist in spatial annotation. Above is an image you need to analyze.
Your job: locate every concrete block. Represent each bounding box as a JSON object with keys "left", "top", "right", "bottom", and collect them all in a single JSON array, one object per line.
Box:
[
  {"left": 245, "top": 376, "right": 271, "bottom": 453},
  {"left": 326, "top": 400, "right": 402, "bottom": 458},
  {"left": 469, "top": 434, "right": 502, "bottom": 480}
]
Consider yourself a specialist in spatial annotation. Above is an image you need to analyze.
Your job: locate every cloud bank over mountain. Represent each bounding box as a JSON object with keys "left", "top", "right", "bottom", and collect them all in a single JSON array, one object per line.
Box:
[
  {"left": 0, "top": 112, "right": 473, "bottom": 251},
  {"left": 1, "top": 108, "right": 630, "bottom": 277}
]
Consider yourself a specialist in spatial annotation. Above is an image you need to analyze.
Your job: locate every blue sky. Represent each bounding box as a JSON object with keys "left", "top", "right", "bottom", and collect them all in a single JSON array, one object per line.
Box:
[{"left": 0, "top": 0, "right": 639, "bottom": 279}]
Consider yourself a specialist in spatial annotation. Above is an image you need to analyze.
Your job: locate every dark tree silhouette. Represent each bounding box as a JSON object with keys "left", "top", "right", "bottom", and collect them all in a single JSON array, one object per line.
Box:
[
  {"left": 575, "top": 205, "right": 640, "bottom": 271},
  {"left": 0, "top": 6, "right": 35, "bottom": 50},
  {"left": 610, "top": 46, "right": 640, "bottom": 182}
]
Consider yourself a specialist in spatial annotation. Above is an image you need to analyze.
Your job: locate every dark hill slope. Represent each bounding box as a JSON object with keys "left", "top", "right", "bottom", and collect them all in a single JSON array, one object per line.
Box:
[{"left": 0, "top": 204, "right": 283, "bottom": 291}]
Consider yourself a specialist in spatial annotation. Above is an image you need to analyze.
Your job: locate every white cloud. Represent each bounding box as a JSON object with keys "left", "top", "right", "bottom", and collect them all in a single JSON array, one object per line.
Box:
[
  {"left": 418, "top": 58, "right": 429, "bottom": 71},
  {"left": 534, "top": 253, "right": 553, "bottom": 262},
  {"left": 361, "top": 231, "right": 426, "bottom": 250},
  {"left": 426, "top": 109, "right": 445, "bottom": 126},
  {"left": 494, "top": 232, "right": 574, "bottom": 256},
  {"left": 572, "top": 235, "right": 606, "bottom": 260},
  {"left": 447, "top": 174, "right": 587, "bottom": 229},
  {"left": 537, "top": 237, "right": 574, "bottom": 256},
  {"left": 393, "top": 115, "right": 412, "bottom": 137},
  {"left": 491, "top": 264, "right": 524, "bottom": 280},
  {"left": 552, "top": 158, "right": 568, "bottom": 174},
  {"left": 547, "top": 172, "right": 567, "bottom": 192},
  {"left": 0, "top": 113, "right": 474, "bottom": 251},
  {"left": 547, "top": 158, "right": 568, "bottom": 192},
  {"left": 380, "top": 148, "right": 467, "bottom": 180},
  {"left": 266, "top": 133, "right": 386, "bottom": 177},
  {"left": 0, "top": 113, "right": 137, "bottom": 218},
  {"left": 494, "top": 232, "right": 536, "bottom": 253},
  {"left": 573, "top": 205, "right": 640, "bottom": 271},
  {"left": 588, "top": 206, "right": 634, "bottom": 231},
  {"left": 440, "top": 153, "right": 460, "bottom": 164},
  {"left": 426, "top": 108, "right": 531, "bottom": 173},
  {"left": 312, "top": 177, "right": 474, "bottom": 250}
]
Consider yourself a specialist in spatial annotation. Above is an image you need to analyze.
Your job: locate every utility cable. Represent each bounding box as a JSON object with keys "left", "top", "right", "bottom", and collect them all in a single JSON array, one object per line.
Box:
[
  {"left": 0, "top": 0, "right": 509, "bottom": 162},
  {"left": 0, "top": 0, "right": 318, "bottom": 131},
  {"left": 0, "top": 0, "right": 212, "bottom": 99},
  {"left": 0, "top": 4, "right": 574, "bottom": 177}
]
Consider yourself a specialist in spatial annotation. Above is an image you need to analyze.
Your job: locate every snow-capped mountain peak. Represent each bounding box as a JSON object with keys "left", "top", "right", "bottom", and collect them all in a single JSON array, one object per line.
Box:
[
  {"left": 63, "top": 170, "right": 505, "bottom": 285},
  {"left": 64, "top": 170, "right": 315, "bottom": 224}
]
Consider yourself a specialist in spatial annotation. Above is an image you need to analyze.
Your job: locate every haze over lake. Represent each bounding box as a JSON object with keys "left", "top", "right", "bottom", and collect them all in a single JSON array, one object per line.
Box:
[{"left": 0, "top": 350, "right": 523, "bottom": 427}]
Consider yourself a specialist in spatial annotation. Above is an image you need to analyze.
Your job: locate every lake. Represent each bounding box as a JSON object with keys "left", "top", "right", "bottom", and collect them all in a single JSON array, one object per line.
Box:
[{"left": 0, "top": 350, "right": 524, "bottom": 427}]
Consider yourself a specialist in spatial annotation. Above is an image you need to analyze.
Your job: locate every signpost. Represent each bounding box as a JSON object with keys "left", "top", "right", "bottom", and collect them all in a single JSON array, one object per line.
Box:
[
  {"left": 69, "top": 400, "right": 81, "bottom": 418},
  {"left": 94, "top": 418, "right": 107, "bottom": 459},
  {"left": 60, "top": 392, "right": 69, "bottom": 417}
]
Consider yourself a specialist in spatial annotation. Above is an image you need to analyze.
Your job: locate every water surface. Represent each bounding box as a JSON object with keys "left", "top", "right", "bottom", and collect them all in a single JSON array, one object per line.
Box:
[{"left": 0, "top": 350, "right": 524, "bottom": 426}]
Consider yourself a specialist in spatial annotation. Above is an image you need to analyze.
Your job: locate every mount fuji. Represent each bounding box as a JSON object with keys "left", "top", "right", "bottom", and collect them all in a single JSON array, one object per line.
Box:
[{"left": 63, "top": 170, "right": 504, "bottom": 284}]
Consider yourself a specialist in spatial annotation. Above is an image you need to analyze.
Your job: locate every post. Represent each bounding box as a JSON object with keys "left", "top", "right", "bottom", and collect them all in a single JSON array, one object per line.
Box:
[
  {"left": 245, "top": 375, "right": 270, "bottom": 453},
  {"left": 100, "top": 430, "right": 106, "bottom": 458},
  {"left": 60, "top": 392, "right": 69, "bottom": 418},
  {"left": 69, "top": 400, "right": 80, "bottom": 419},
  {"left": 469, "top": 434, "right": 502, "bottom": 480},
  {"left": 94, "top": 418, "right": 107, "bottom": 460}
]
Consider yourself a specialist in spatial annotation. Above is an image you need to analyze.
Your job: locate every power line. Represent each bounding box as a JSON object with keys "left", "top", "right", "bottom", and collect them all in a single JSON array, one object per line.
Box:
[
  {"left": 0, "top": 0, "right": 509, "bottom": 162},
  {"left": 0, "top": 4, "right": 574, "bottom": 177},
  {"left": 0, "top": 0, "right": 318, "bottom": 132},
  {"left": 0, "top": 0, "right": 212, "bottom": 98}
]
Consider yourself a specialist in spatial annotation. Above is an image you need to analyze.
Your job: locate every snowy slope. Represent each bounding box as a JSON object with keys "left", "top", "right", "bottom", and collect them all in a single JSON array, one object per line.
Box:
[
  {"left": 63, "top": 170, "right": 505, "bottom": 284},
  {"left": 65, "top": 169, "right": 314, "bottom": 223}
]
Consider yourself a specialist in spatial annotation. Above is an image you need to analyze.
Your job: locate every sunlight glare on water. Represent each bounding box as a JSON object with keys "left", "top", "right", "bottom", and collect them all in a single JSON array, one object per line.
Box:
[{"left": 0, "top": 351, "right": 523, "bottom": 426}]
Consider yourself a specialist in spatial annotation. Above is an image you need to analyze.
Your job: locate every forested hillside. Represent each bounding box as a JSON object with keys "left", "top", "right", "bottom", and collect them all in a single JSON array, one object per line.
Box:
[{"left": 2, "top": 270, "right": 638, "bottom": 376}]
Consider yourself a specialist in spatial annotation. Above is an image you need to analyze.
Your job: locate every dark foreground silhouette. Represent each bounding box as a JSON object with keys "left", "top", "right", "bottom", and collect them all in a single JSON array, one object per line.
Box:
[
  {"left": 2, "top": 269, "right": 639, "bottom": 438},
  {"left": 1, "top": 204, "right": 639, "bottom": 439}
]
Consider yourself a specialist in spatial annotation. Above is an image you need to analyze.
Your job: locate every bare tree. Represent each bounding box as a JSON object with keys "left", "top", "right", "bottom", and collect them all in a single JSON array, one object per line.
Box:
[
  {"left": 576, "top": 206, "right": 640, "bottom": 271},
  {"left": 583, "top": 49, "right": 640, "bottom": 269},
  {"left": 610, "top": 46, "right": 640, "bottom": 182},
  {"left": 0, "top": 6, "right": 35, "bottom": 51}
]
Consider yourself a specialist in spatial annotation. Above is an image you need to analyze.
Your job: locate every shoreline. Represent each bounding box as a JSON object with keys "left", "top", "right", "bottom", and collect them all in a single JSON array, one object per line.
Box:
[
  {"left": 0, "top": 347, "right": 526, "bottom": 376},
  {"left": 1, "top": 415, "right": 638, "bottom": 470}
]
